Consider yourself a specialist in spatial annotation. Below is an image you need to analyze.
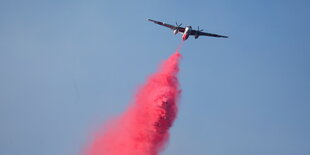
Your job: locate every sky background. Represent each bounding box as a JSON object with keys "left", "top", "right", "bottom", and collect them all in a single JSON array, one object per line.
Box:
[{"left": 1, "top": 0, "right": 310, "bottom": 155}]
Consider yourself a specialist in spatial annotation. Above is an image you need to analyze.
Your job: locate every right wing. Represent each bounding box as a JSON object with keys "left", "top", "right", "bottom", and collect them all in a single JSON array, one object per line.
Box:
[
  {"left": 190, "top": 30, "right": 228, "bottom": 38},
  {"left": 148, "top": 19, "right": 185, "bottom": 33}
]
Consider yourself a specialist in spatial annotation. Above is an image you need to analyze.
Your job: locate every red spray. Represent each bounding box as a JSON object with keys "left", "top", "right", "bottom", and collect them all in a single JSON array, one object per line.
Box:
[{"left": 86, "top": 50, "right": 182, "bottom": 155}]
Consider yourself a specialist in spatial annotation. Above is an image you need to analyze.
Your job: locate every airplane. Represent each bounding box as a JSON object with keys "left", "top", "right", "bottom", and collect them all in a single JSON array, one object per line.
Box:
[{"left": 147, "top": 19, "right": 228, "bottom": 41}]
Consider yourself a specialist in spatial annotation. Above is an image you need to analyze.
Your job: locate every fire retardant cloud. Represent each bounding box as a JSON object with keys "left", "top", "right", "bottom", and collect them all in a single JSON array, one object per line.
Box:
[{"left": 86, "top": 52, "right": 182, "bottom": 155}]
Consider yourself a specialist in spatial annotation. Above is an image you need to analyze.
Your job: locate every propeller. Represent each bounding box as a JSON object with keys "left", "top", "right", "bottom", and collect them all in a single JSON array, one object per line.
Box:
[
  {"left": 175, "top": 22, "right": 182, "bottom": 28},
  {"left": 197, "top": 26, "right": 204, "bottom": 32},
  {"left": 195, "top": 26, "right": 204, "bottom": 39}
]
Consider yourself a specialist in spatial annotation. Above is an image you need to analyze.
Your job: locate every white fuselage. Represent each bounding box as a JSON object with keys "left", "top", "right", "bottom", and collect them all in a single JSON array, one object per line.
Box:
[{"left": 182, "top": 26, "right": 192, "bottom": 40}]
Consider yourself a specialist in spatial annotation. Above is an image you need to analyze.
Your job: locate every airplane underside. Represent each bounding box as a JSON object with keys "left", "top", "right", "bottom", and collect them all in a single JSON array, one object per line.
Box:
[{"left": 147, "top": 18, "right": 228, "bottom": 40}]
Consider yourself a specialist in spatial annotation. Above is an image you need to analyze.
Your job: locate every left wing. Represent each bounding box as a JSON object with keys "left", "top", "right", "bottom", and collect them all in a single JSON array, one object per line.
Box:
[
  {"left": 148, "top": 19, "right": 185, "bottom": 33},
  {"left": 190, "top": 30, "right": 228, "bottom": 38}
]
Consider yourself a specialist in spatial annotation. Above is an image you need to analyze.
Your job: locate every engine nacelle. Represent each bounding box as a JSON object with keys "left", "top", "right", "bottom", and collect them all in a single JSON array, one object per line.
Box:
[
  {"left": 195, "top": 33, "right": 199, "bottom": 39},
  {"left": 173, "top": 29, "right": 179, "bottom": 35}
]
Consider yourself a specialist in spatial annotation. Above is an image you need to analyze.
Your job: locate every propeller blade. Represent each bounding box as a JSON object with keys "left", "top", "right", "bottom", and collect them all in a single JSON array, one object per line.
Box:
[{"left": 176, "top": 22, "right": 182, "bottom": 27}]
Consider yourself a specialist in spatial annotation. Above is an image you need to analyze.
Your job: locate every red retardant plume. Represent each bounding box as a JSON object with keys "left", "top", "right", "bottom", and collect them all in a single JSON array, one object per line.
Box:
[{"left": 86, "top": 51, "right": 182, "bottom": 155}]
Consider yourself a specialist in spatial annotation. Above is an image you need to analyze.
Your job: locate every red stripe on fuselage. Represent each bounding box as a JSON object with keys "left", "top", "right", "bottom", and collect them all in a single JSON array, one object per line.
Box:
[{"left": 182, "top": 34, "right": 189, "bottom": 40}]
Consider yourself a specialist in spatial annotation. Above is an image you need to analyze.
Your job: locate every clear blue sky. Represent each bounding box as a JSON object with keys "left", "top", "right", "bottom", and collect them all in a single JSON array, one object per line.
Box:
[{"left": 1, "top": 0, "right": 309, "bottom": 155}]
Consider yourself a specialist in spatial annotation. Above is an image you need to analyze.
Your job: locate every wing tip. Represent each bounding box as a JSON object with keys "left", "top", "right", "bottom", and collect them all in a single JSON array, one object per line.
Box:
[{"left": 220, "top": 35, "right": 228, "bottom": 38}]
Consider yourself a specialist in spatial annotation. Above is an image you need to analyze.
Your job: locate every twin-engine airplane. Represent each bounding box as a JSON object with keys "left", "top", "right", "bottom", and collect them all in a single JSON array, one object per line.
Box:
[{"left": 147, "top": 19, "right": 228, "bottom": 41}]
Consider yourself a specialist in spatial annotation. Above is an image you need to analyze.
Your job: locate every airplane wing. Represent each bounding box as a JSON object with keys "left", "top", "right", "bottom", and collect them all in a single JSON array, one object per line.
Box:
[
  {"left": 190, "top": 30, "right": 228, "bottom": 38},
  {"left": 148, "top": 19, "right": 185, "bottom": 33}
]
